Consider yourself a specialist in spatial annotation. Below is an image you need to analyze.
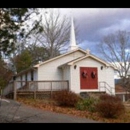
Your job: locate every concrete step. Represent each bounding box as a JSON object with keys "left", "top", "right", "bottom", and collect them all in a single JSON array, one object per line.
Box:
[{"left": 80, "top": 91, "right": 106, "bottom": 99}]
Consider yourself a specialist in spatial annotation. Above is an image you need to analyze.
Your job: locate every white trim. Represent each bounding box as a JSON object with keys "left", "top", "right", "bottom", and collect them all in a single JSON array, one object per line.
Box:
[
  {"left": 69, "top": 55, "right": 108, "bottom": 66},
  {"left": 59, "top": 54, "right": 115, "bottom": 70},
  {"left": 34, "top": 48, "right": 86, "bottom": 68}
]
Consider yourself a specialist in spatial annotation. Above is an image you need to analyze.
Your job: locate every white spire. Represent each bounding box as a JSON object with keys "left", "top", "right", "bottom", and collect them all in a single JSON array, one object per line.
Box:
[{"left": 68, "top": 16, "right": 78, "bottom": 51}]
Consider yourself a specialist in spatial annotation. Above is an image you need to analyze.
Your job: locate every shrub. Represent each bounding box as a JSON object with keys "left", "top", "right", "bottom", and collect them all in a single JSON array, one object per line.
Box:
[
  {"left": 99, "top": 94, "right": 121, "bottom": 102},
  {"left": 76, "top": 97, "right": 98, "bottom": 112},
  {"left": 53, "top": 90, "right": 81, "bottom": 107},
  {"left": 96, "top": 94, "right": 125, "bottom": 118}
]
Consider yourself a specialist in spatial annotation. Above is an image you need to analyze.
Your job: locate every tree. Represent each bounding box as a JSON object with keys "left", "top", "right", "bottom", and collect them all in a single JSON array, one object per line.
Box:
[
  {"left": 11, "top": 50, "right": 32, "bottom": 73},
  {"left": 27, "top": 41, "right": 58, "bottom": 65},
  {"left": 98, "top": 30, "right": 130, "bottom": 91},
  {"left": 0, "top": 8, "right": 39, "bottom": 56},
  {"left": 0, "top": 59, "right": 13, "bottom": 90},
  {"left": 28, "top": 9, "right": 71, "bottom": 59}
]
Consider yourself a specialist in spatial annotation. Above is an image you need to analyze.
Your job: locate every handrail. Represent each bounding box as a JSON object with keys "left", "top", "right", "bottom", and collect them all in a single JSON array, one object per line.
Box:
[{"left": 99, "top": 81, "right": 114, "bottom": 95}]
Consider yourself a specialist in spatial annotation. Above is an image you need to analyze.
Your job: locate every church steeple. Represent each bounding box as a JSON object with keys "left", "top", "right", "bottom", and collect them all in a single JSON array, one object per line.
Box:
[{"left": 68, "top": 16, "right": 78, "bottom": 51}]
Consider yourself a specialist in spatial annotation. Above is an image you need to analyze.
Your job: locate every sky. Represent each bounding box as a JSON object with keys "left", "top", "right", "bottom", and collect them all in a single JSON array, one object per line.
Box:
[{"left": 58, "top": 8, "right": 130, "bottom": 55}]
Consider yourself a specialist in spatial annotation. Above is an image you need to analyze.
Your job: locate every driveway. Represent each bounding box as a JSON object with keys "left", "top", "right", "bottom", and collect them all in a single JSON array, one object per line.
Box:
[{"left": 0, "top": 98, "right": 100, "bottom": 123}]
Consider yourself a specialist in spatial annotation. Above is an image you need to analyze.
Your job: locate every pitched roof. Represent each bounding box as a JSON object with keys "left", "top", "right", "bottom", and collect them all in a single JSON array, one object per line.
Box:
[
  {"left": 68, "top": 54, "right": 109, "bottom": 65},
  {"left": 15, "top": 67, "right": 36, "bottom": 77},
  {"left": 58, "top": 57, "right": 83, "bottom": 68},
  {"left": 58, "top": 53, "right": 115, "bottom": 69},
  {"left": 14, "top": 48, "right": 86, "bottom": 77},
  {"left": 34, "top": 47, "right": 86, "bottom": 68},
  {"left": 15, "top": 48, "right": 116, "bottom": 77}
]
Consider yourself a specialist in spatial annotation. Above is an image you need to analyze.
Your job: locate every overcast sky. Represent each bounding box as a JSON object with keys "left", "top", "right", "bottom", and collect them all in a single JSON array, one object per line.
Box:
[{"left": 58, "top": 8, "right": 130, "bottom": 55}]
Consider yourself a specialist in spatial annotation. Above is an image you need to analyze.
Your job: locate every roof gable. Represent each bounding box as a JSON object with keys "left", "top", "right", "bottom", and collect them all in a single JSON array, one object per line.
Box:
[
  {"left": 34, "top": 48, "right": 86, "bottom": 68},
  {"left": 58, "top": 54, "right": 116, "bottom": 70},
  {"left": 69, "top": 54, "right": 108, "bottom": 66}
]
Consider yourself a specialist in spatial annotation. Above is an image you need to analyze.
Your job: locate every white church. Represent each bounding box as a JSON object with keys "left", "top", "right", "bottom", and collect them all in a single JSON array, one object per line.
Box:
[{"left": 4, "top": 17, "right": 116, "bottom": 96}]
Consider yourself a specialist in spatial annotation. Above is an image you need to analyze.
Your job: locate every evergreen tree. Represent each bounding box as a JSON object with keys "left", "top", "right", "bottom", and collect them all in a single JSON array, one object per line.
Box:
[
  {"left": 0, "top": 8, "right": 36, "bottom": 56},
  {"left": 13, "top": 50, "right": 32, "bottom": 73}
]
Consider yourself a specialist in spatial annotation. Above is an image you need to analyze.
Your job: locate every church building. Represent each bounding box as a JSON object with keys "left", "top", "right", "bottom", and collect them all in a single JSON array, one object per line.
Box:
[{"left": 4, "top": 17, "right": 115, "bottom": 95}]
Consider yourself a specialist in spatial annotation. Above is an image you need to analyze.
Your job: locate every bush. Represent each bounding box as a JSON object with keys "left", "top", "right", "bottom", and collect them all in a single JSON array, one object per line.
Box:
[
  {"left": 53, "top": 90, "right": 80, "bottom": 107},
  {"left": 75, "top": 97, "right": 98, "bottom": 112},
  {"left": 96, "top": 94, "right": 125, "bottom": 118},
  {"left": 99, "top": 94, "right": 121, "bottom": 102}
]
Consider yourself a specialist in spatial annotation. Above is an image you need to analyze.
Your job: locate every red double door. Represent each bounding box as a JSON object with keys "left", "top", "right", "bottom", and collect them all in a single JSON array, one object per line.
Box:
[{"left": 80, "top": 67, "right": 98, "bottom": 89}]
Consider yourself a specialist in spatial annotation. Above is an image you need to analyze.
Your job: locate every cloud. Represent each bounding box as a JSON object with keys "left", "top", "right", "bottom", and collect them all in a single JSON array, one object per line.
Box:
[
  {"left": 59, "top": 8, "right": 130, "bottom": 55},
  {"left": 25, "top": 8, "right": 130, "bottom": 56},
  {"left": 98, "top": 19, "right": 130, "bottom": 36}
]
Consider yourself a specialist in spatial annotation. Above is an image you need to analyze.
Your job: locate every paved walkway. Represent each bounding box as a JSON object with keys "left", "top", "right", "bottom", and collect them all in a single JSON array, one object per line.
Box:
[{"left": 0, "top": 99, "right": 100, "bottom": 123}]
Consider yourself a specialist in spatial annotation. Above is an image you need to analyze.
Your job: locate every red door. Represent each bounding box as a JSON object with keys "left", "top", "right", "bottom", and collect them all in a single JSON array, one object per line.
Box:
[{"left": 80, "top": 67, "right": 98, "bottom": 89}]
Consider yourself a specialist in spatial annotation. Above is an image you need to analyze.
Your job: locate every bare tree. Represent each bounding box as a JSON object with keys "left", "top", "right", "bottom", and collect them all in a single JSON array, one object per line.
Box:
[
  {"left": 98, "top": 30, "right": 130, "bottom": 91},
  {"left": 28, "top": 9, "right": 71, "bottom": 59}
]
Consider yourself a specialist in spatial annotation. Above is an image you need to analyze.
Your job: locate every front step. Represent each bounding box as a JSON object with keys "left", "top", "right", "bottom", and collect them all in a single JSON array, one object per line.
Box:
[{"left": 80, "top": 91, "right": 106, "bottom": 99}]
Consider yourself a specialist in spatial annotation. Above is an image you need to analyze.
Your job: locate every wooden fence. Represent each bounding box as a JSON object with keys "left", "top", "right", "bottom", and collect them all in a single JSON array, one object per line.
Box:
[{"left": 3, "top": 80, "right": 69, "bottom": 100}]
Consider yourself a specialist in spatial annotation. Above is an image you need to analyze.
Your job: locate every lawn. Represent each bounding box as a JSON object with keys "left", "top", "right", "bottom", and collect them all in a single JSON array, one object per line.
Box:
[{"left": 17, "top": 98, "right": 130, "bottom": 123}]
